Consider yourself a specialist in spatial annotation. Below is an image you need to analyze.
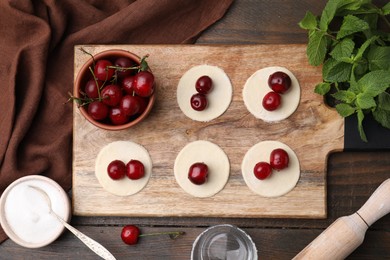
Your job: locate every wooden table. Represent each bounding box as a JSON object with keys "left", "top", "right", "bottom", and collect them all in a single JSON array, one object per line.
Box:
[{"left": 2, "top": 0, "right": 390, "bottom": 259}]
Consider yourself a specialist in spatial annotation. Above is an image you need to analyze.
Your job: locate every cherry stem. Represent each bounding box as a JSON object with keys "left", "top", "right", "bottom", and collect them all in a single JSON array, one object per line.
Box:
[
  {"left": 107, "top": 65, "right": 140, "bottom": 71},
  {"left": 139, "top": 231, "right": 185, "bottom": 240},
  {"left": 79, "top": 47, "right": 96, "bottom": 68}
]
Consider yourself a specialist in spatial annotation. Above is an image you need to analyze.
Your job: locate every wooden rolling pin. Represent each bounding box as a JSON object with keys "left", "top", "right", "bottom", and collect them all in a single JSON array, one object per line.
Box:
[{"left": 294, "top": 178, "right": 390, "bottom": 260}]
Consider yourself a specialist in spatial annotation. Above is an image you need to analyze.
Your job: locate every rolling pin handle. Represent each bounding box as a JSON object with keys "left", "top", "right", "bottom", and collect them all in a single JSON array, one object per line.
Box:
[{"left": 357, "top": 178, "right": 390, "bottom": 227}]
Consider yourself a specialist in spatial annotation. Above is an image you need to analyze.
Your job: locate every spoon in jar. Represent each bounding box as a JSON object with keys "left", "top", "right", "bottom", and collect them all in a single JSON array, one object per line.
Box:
[{"left": 28, "top": 185, "right": 116, "bottom": 260}]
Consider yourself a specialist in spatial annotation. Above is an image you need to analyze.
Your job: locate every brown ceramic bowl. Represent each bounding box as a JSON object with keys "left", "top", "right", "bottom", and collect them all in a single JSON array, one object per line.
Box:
[{"left": 74, "top": 49, "right": 155, "bottom": 131}]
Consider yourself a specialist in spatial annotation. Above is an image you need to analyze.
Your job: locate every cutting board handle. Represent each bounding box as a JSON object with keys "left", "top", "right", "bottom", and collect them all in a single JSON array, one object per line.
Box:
[{"left": 357, "top": 178, "right": 390, "bottom": 226}]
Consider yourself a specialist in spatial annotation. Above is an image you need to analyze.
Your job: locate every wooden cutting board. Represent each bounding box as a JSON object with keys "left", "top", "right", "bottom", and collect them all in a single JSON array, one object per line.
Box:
[{"left": 72, "top": 44, "right": 344, "bottom": 218}]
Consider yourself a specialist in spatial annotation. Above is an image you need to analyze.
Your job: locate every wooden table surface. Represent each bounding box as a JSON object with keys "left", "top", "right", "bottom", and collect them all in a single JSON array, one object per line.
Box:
[{"left": 2, "top": 0, "right": 390, "bottom": 259}]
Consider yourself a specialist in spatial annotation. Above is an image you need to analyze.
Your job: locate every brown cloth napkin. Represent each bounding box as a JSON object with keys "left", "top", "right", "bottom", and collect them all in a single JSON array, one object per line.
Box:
[{"left": 0, "top": 0, "right": 233, "bottom": 244}]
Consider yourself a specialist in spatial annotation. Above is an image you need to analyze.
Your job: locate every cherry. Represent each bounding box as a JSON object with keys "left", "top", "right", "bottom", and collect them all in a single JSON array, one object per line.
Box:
[
  {"left": 121, "top": 75, "right": 135, "bottom": 95},
  {"left": 268, "top": 71, "right": 292, "bottom": 94},
  {"left": 109, "top": 107, "right": 129, "bottom": 125},
  {"left": 135, "top": 96, "right": 148, "bottom": 115},
  {"left": 126, "top": 160, "right": 145, "bottom": 180},
  {"left": 121, "top": 225, "right": 140, "bottom": 245},
  {"left": 195, "top": 75, "right": 213, "bottom": 94},
  {"left": 107, "top": 160, "right": 126, "bottom": 180},
  {"left": 84, "top": 79, "right": 102, "bottom": 98},
  {"left": 114, "top": 57, "right": 135, "bottom": 78},
  {"left": 133, "top": 71, "right": 155, "bottom": 97},
  {"left": 253, "top": 162, "right": 272, "bottom": 180},
  {"left": 188, "top": 162, "right": 208, "bottom": 185},
  {"left": 262, "top": 91, "right": 281, "bottom": 111},
  {"left": 121, "top": 225, "right": 185, "bottom": 246},
  {"left": 190, "top": 93, "right": 208, "bottom": 111},
  {"left": 270, "top": 148, "right": 289, "bottom": 170},
  {"left": 94, "top": 59, "right": 115, "bottom": 81},
  {"left": 101, "top": 85, "right": 123, "bottom": 107},
  {"left": 87, "top": 101, "right": 108, "bottom": 121},
  {"left": 120, "top": 95, "right": 140, "bottom": 116}
]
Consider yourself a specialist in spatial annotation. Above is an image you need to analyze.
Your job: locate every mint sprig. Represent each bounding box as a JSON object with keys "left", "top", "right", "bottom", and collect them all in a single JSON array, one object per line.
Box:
[{"left": 299, "top": 0, "right": 390, "bottom": 142}]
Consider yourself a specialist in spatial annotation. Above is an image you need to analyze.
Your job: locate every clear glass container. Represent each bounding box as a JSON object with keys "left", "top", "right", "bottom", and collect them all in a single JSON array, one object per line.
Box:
[{"left": 191, "top": 224, "right": 258, "bottom": 260}]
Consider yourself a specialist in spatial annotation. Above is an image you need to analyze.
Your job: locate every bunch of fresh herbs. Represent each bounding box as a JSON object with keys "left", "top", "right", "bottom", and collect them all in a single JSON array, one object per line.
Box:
[{"left": 299, "top": 0, "right": 390, "bottom": 141}]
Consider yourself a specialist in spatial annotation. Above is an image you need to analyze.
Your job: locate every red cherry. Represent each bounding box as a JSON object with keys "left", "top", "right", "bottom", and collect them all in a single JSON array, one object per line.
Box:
[
  {"left": 87, "top": 101, "right": 108, "bottom": 121},
  {"left": 107, "top": 160, "right": 126, "bottom": 180},
  {"left": 122, "top": 75, "right": 135, "bottom": 95},
  {"left": 262, "top": 91, "right": 281, "bottom": 111},
  {"left": 188, "top": 162, "right": 208, "bottom": 185},
  {"left": 114, "top": 57, "right": 135, "bottom": 78},
  {"left": 101, "top": 85, "right": 123, "bottom": 107},
  {"left": 134, "top": 96, "right": 148, "bottom": 115},
  {"left": 121, "top": 225, "right": 140, "bottom": 245},
  {"left": 195, "top": 75, "right": 213, "bottom": 94},
  {"left": 133, "top": 71, "right": 155, "bottom": 97},
  {"left": 270, "top": 148, "right": 289, "bottom": 170},
  {"left": 126, "top": 160, "right": 145, "bottom": 180},
  {"left": 84, "top": 79, "right": 102, "bottom": 98},
  {"left": 120, "top": 95, "right": 140, "bottom": 116},
  {"left": 268, "top": 71, "right": 292, "bottom": 94},
  {"left": 94, "top": 59, "right": 115, "bottom": 81},
  {"left": 190, "top": 93, "right": 208, "bottom": 111},
  {"left": 109, "top": 107, "right": 129, "bottom": 125},
  {"left": 253, "top": 162, "right": 272, "bottom": 180}
]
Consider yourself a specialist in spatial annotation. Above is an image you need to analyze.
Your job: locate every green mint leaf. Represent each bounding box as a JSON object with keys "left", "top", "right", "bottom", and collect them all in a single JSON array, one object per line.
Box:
[
  {"left": 362, "top": 13, "right": 378, "bottom": 32},
  {"left": 307, "top": 30, "right": 329, "bottom": 66},
  {"left": 322, "top": 58, "right": 353, "bottom": 82},
  {"left": 332, "top": 90, "right": 356, "bottom": 103},
  {"left": 342, "top": 0, "right": 371, "bottom": 11},
  {"left": 314, "top": 82, "right": 331, "bottom": 95},
  {"left": 356, "top": 93, "right": 376, "bottom": 109},
  {"left": 358, "top": 70, "right": 390, "bottom": 97},
  {"left": 354, "top": 59, "right": 368, "bottom": 76},
  {"left": 373, "top": 107, "right": 390, "bottom": 129},
  {"left": 336, "top": 103, "right": 356, "bottom": 117},
  {"left": 355, "top": 36, "right": 378, "bottom": 61},
  {"left": 367, "top": 45, "right": 390, "bottom": 71},
  {"left": 357, "top": 109, "right": 368, "bottom": 142},
  {"left": 376, "top": 92, "right": 390, "bottom": 110},
  {"left": 319, "top": 0, "right": 357, "bottom": 30},
  {"left": 299, "top": 11, "right": 317, "bottom": 30},
  {"left": 330, "top": 38, "right": 355, "bottom": 62},
  {"left": 373, "top": 92, "right": 390, "bottom": 129},
  {"left": 383, "top": 2, "right": 390, "bottom": 15},
  {"left": 336, "top": 15, "right": 370, "bottom": 40}
]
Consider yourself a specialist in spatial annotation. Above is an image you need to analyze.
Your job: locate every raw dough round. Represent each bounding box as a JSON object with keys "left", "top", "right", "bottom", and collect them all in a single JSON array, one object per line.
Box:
[
  {"left": 177, "top": 65, "right": 233, "bottom": 122},
  {"left": 95, "top": 141, "right": 152, "bottom": 196},
  {"left": 243, "top": 67, "right": 300, "bottom": 122},
  {"left": 174, "top": 140, "right": 230, "bottom": 197},
  {"left": 241, "top": 141, "right": 300, "bottom": 197}
]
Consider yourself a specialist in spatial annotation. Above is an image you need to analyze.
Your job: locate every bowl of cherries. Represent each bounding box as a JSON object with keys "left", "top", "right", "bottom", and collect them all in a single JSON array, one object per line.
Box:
[{"left": 73, "top": 49, "right": 156, "bottom": 130}]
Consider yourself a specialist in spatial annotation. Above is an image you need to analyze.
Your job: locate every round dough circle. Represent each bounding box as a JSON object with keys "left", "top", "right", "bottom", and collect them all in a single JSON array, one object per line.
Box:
[
  {"left": 95, "top": 141, "right": 152, "bottom": 196},
  {"left": 174, "top": 140, "right": 230, "bottom": 197},
  {"left": 177, "top": 65, "right": 233, "bottom": 122},
  {"left": 241, "top": 141, "right": 300, "bottom": 197},
  {"left": 243, "top": 67, "right": 300, "bottom": 122}
]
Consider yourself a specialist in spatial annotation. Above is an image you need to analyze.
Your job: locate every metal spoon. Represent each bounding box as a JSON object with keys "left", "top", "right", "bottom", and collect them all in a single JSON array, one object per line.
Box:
[{"left": 28, "top": 185, "right": 116, "bottom": 260}]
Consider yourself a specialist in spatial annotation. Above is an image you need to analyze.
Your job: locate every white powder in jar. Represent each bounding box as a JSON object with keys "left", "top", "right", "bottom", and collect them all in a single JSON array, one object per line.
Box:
[{"left": 4, "top": 178, "right": 69, "bottom": 245}]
